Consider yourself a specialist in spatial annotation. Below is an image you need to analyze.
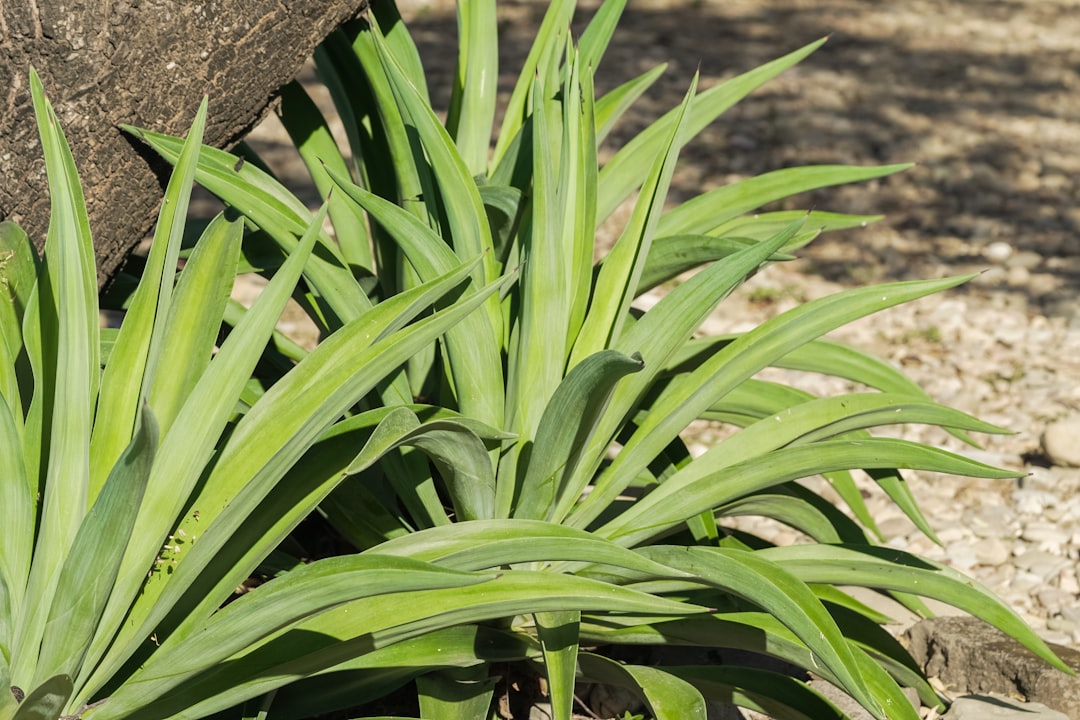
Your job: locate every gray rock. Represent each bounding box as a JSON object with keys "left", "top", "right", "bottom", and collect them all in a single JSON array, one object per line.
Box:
[
  {"left": 1042, "top": 416, "right": 1080, "bottom": 467},
  {"left": 905, "top": 617, "right": 1080, "bottom": 718},
  {"left": 943, "top": 694, "right": 1069, "bottom": 719},
  {"left": 805, "top": 676, "right": 876, "bottom": 720}
]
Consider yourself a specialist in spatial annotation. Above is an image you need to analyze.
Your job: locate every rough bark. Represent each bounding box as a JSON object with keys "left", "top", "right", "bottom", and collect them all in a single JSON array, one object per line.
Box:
[{"left": 0, "top": 0, "right": 371, "bottom": 289}]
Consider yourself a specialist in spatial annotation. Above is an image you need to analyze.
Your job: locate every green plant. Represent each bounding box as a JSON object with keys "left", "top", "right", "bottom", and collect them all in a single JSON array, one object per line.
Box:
[
  {"left": 92, "top": 2, "right": 1070, "bottom": 720},
  {"left": 0, "top": 66, "right": 725, "bottom": 720}
]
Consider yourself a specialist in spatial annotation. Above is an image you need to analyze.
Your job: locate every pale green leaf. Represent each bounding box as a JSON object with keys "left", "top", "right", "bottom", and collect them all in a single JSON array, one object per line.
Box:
[
  {"left": 599, "top": 438, "right": 1017, "bottom": 547},
  {"left": 759, "top": 544, "right": 1073, "bottom": 675},
  {"left": 13, "top": 69, "right": 98, "bottom": 689},
  {"left": 145, "top": 213, "right": 244, "bottom": 436},
  {"left": 597, "top": 38, "right": 827, "bottom": 222},
  {"left": 517, "top": 350, "right": 644, "bottom": 522},
  {"left": 658, "top": 164, "right": 912, "bottom": 237},
  {"left": 276, "top": 81, "right": 372, "bottom": 270},
  {"left": 536, "top": 611, "right": 580, "bottom": 720},
  {"left": 90, "top": 97, "right": 207, "bottom": 491},
  {"left": 447, "top": 0, "right": 498, "bottom": 175},
  {"left": 35, "top": 410, "right": 157, "bottom": 683},
  {"left": 573, "top": 276, "right": 974, "bottom": 529}
]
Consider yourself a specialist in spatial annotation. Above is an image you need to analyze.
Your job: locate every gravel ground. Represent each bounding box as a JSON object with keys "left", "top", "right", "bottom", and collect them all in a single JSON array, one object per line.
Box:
[{"left": 231, "top": 0, "right": 1080, "bottom": 648}]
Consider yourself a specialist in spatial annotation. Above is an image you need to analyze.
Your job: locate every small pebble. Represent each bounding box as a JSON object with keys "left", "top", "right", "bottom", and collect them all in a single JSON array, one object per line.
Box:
[
  {"left": 973, "top": 538, "right": 1010, "bottom": 566},
  {"left": 984, "top": 241, "right": 1013, "bottom": 263}
]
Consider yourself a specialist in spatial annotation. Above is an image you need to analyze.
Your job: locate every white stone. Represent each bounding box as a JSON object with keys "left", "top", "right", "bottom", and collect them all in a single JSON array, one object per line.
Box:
[
  {"left": 1042, "top": 415, "right": 1080, "bottom": 467},
  {"left": 945, "top": 542, "right": 979, "bottom": 571},
  {"left": 973, "top": 538, "right": 1010, "bottom": 566},
  {"left": 1013, "top": 551, "right": 1069, "bottom": 581},
  {"left": 1021, "top": 522, "right": 1069, "bottom": 548},
  {"left": 984, "top": 241, "right": 1013, "bottom": 263}
]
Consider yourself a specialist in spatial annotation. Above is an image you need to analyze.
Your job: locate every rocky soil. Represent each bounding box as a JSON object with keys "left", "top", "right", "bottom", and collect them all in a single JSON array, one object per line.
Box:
[{"left": 225, "top": 0, "right": 1080, "bottom": 716}]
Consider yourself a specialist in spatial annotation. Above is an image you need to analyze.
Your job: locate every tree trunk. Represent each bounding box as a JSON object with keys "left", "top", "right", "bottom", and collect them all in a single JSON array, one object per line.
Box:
[{"left": 0, "top": 0, "right": 371, "bottom": 289}]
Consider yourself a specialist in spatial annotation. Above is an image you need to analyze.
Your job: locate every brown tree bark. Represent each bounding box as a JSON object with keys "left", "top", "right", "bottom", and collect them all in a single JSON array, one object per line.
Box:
[{"left": 0, "top": 0, "right": 371, "bottom": 289}]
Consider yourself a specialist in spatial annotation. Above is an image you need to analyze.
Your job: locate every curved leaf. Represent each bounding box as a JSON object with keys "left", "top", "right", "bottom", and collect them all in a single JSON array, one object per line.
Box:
[
  {"left": 638, "top": 546, "right": 871, "bottom": 711},
  {"left": 517, "top": 350, "right": 644, "bottom": 522},
  {"left": 578, "top": 653, "right": 707, "bottom": 720},
  {"left": 758, "top": 544, "right": 1072, "bottom": 674},
  {"left": 599, "top": 438, "right": 1016, "bottom": 547},
  {"left": 573, "top": 275, "right": 976, "bottom": 529},
  {"left": 658, "top": 164, "right": 911, "bottom": 237}
]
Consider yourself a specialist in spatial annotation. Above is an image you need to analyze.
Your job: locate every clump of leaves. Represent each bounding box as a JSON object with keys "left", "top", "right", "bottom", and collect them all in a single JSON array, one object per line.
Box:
[
  {"left": 123, "top": 1, "right": 1069, "bottom": 719},
  {"left": 1, "top": 67, "right": 719, "bottom": 720}
]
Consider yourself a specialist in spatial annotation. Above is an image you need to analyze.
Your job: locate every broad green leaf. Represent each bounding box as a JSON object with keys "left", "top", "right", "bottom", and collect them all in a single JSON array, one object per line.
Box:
[
  {"left": 565, "top": 222, "right": 802, "bottom": 525},
  {"left": 508, "top": 66, "right": 571, "bottom": 443},
  {"left": 341, "top": 406, "right": 449, "bottom": 528},
  {"left": 417, "top": 665, "right": 497, "bottom": 720},
  {"left": 98, "top": 572, "right": 706, "bottom": 720},
  {"left": 535, "top": 611, "right": 580, "bottom": 720},
  {"left": 276, "top": 81, "right": 372, "bottom": 270},
  {"left": 369, "top": 0, "right": 430, "bottom": 104},
  {"left": 568, "top": 63, "right": 599, "bottom": 348},
  {"left": 717, "top": 486, "right": 869, "bottom": 545},
  {"left": 90, "top": 97, "right": 207, "bottom": 494},
  {"left": 571, "top": 73, "right": 698, "bottom": 365},
  {"left": 694, "top": 393, "right": 1005, "bottom": 482},
  {"left": 658, "top": 164, "right": 912, "bottom": 237},
  {"left": 269, "top": 626, "right": 535, "bottom": 720},
  {"left": 492, "top": 0, "right": 575, "bottom": 167},
  {"left": 35, "top": 410, "right": 157, "bottom": 684},
  {"left": 599, "top": 438, "right": 1017, "bottom": 548},
  {"left": 578, "top": 653, "right": 707, "bottom": 720},
  {"left": 13, "top": 69, "right": 98, "bottom": 689},
  {"left": 370, "top": 21, "right": 498, "bottom": 291},
  {"left": 311, "top": 33, "right": 368, "bottom": 184},
  {"left": 516, "top": 350, "right": 644, "bottom": 522},
  {"left": 124, "top": 126, "right": 369, "bottom": 329},
  {"left": 583, "top": 612, "right": 918, "bottom": 720},
  {"left": 74, "top": 206, "right": 327, "bottom": 704},
  {"left": 638, "top": 546, "right": 872, "bottom": 711},
  {"left": 759, "top": 544, "right": 1073, "bottom": 675},
  {"left": 368, "top": 21, "right": 507, "bottom": 425},
  {"left": 578, "top": 0, "right": 628, "bottom": 74},
  {"left": 0, "top": 666, "right": 15, "bottom": 720},
  {"left": 0, "top": 395, "right": 32, "bottom": 638},
  {"left": 711, "top": 209, "right": 883, "bottom": 239},
  {"left": 345, "top": 407, "right": 505, "bottom": 523},
  {"left": 0, "top": 221, "right": 37, "bottom": 417},
  {"left": 447, "top": 0, "right": 498, "bottom": 175},
  {"left": 371, "top": 520, "right": 694, "bottom": 580},
  {"left": 79, "top": 267, "right": 504, "bottom": 707},
  {"left": 667, "top": 666, "right": 847, "bottom": 720},
  {"left": 636, "top": 234, "right": 795, "bottom": 295},
  {"left": 115, "top": 556, "right": 492, "bottom": 700},
  {"left": 146, "top": 213, "right": 244, "bottom": 436},
  {"left": 325, "top": 165, "right": 505, "bottom": 428},
  {"left": 10, "top": 674, "right": 71, "bottom": 720}
]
